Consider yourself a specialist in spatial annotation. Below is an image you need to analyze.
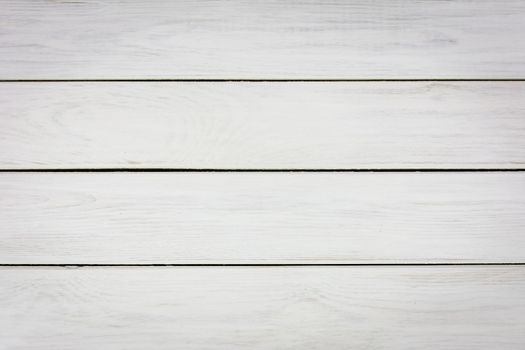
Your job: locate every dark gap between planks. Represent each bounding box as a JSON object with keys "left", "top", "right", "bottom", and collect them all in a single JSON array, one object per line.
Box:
[
  {"left": 1, "top": 263, "right": 525, "bottom": 267},
  {"left": 1, "top": 79, "right": 525, "bottom": 82},
  {"left": 1, "top": 169, "right": 525, "bottom": 172}
]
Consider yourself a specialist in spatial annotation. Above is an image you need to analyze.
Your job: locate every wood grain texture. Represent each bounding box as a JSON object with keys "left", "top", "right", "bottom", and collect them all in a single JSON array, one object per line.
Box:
[
  {"left": 1, "top": 266, "right": 524, "bottom": 349},
  {"left": 1, "top": 172, "right": 524, "bottom": 264},
  {"left": 1, "top": 0, "right": 525, "bottom": 79},
  {"left": 2, "top": 82, "right": 525, "bottom": 169}
]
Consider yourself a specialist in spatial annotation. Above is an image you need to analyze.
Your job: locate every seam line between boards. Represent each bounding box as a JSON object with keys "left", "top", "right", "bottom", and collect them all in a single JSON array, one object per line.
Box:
[
  {"left": 1, "top": 168, "right": 525, "bottom": 173},
  {"left": 1, "top": 79, "right": 525, "bottom": 83},
  {"left": 1, "top": 263, "right": 525, "bottom": 267}
]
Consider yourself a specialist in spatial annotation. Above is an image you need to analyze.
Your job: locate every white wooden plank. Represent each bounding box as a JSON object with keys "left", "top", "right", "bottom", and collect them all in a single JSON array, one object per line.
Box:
[
  {"left": 1, "top": 172, "right": 524, "bottom": 264},
  {"left": 1, "top": 266, "right": 524, "bottom": 349},
  {"left": 1, "top": 0, "right": 524, "bottom": 79},
  {"left": 2, "top": 82, "right": 525, "bottom": 169}
]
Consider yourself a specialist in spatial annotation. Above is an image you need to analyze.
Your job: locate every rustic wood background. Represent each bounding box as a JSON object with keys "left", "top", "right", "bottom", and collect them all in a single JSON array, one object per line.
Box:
[{"left": 1, "top": 1, "right": 524, "bottom": 349}]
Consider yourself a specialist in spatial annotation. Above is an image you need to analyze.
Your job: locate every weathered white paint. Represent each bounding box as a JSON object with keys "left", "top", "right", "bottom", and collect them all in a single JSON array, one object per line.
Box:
[
  {"left": 2, "top": 1, "right": 523, "bottom": 346},
  {"left": 1, "top": 0, "right": 524, "bottom": 79},
  {"left": 1, "top": 266, "right": 524, "bottom": 349},
  {"left": 1, "top": 172, "right": 524, "bottom": 264},
  {"left": 1, "top": 82, "right": 525, "bottom": 169}
]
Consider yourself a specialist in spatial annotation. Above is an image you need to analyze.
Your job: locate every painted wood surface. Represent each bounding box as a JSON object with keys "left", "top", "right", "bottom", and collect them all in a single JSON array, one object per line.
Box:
[
  {"left": 1, "top": 0, "right": 525, "bottom": 79},
  {"left": 1, "top": 172, "right": 524, "bottom": 264},
  {"left": 1, "top": 266, "right": 524, "bottom": 349},
  {"left": 2, "top": 1, "right": 524, "bottom": 348},
  {"left": 2, "top": 82, "right": 525, "bottom": 169}
]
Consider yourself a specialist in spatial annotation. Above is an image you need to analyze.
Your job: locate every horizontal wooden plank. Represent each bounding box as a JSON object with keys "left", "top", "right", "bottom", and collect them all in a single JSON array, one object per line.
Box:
[
  {"left": 2, "top": 82, "right": 525, "bottom": 169},
  {"left": 1, "top": 266, "right": 524, "bottom": 349},
  {"left": 1, "top": 0, "right": 524, "bottom": 79},
  {"left": 1, "top": 172, "right": 524, "bottom": 264}
]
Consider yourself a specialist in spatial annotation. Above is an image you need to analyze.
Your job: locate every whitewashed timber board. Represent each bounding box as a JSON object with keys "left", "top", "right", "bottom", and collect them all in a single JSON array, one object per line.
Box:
[
  {"left": 1, "top": 0, "right": 524, "bottom": 347},
  {"left": 1, "top": 0, "right": 525, "bottom": 79},
  {"left": 1, "top": 172, "right": 524, "bottom": 264},
  {"left": 1, "top": 266, "right": 524, "bottom": 349},
  {"left": 1, "top": 82, "right": 525, "bottom": 169}
]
